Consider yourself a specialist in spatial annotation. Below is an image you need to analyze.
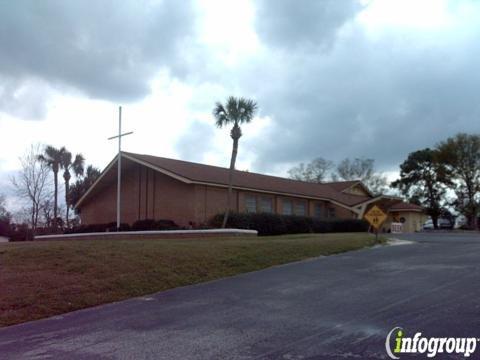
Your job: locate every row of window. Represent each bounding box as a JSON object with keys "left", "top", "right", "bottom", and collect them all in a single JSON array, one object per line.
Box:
[
  {"left": 245, "top": 195, "right": 336, "bottom": 218},
  {"left": 245, "top": 196, "right": 273, "bottom": 213}
]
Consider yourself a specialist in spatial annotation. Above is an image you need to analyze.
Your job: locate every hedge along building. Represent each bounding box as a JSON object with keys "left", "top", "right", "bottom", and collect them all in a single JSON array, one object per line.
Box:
[{"left": 74, "top": 152, "right": 425, "bottom": 232}]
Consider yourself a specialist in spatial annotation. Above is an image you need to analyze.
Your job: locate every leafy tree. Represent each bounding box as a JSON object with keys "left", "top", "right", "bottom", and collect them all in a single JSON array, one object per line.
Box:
[
  {"left": 391, "top": 148, "right": 452, "bottom": 229},
  {"left": 61, "top": 150, "right": 85, "bottom": 227},
  {"left": 333, "top": 157, "right": 387, "bottom": 195},
  {"left": 288, "top": 157, "right": 333, "bottom": 183},
  {"left": 69, "top": 165, "right": 101, "bottom": 212},
  {"left": 437, "top": 133, "right": 480, "bottom": 229},
  {"left": 38, "top": 145, "right": 66, "bottom": 227},
  {"left": 214, "top": 96, "right": 258, "bottom": 228}
]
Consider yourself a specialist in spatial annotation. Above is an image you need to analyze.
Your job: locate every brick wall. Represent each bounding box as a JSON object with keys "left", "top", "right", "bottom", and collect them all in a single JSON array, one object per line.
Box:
[
  {"left": 193, "top": 185, "right": 238, "bottom": 225},
  {"left": 79, "top": 160, "right": 360, "bottom": 227},
  {"left": 79, "top": 161, "right": 196, "bottom": 226}
]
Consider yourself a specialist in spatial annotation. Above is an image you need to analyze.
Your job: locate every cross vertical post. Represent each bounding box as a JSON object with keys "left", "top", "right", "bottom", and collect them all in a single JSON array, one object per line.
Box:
[
  {"left": 108, "top": 106, "right": 133, "bottom": 231},
  {"left": 117, "top": 106, "right": 122, "bottom": 230}
]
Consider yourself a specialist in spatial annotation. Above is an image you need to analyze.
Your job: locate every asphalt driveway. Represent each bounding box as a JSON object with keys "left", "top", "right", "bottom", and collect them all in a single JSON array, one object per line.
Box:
[{"left": 1, "top": 232, "right": 479, "bottom": 359}]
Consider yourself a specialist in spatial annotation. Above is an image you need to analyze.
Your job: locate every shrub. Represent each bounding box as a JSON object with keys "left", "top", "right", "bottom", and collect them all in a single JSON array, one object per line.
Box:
[
  {"left": 131, "top": 219, "right": 179, "bottom": 231},
  {"left": 8, "top": 224, "right": 33, "bottom": 241},
  {"left": 209, "top": 212, "right": 369, "bottom": 236},
  {"left": 105, "top": 222, "right": 131, "bottom": 232},
  {"left": 35, "top": 227, "right": 63, "bottom": 236},
  {"left": 283, "top": 215, "right": 313, "bottom": 234},
  {"left": 0, "top": 219, "right": 11, "bottom": 237},
  {"left": 65, "top": 222, "right": 131, "bottom": 234},
  {"left": 51, "top": 219, "right": 179, "bottom": 235}
]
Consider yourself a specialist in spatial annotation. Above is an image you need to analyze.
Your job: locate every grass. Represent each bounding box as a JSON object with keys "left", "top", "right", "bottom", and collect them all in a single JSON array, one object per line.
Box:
[{"left": 0, "top": 233, "right": 384, "bottom": 327}]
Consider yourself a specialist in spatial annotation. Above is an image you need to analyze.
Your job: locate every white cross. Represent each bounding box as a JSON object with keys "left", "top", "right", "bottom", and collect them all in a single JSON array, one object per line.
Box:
[{"left": 108, "top": 106, "right": 133, "bottom": 230}]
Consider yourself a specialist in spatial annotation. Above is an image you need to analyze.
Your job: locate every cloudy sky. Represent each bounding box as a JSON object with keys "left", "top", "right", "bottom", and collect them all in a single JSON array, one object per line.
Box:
[{"left": 1, "top": 0, "right": 480, "bottom": 190}]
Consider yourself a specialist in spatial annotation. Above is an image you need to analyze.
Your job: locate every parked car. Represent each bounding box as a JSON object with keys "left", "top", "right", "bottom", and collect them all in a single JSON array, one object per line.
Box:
[
  {"left": 423, "top": 218, "right": 453, "bottom": 230},
  {"left": 423, "top": 219, "right": 434, "bottom": 230},
  {"left": 454, "top": 215, "right": 467, "bottom": 229},
  {"left": 438, "top": 218, "right": 454, "bottom": 229}
]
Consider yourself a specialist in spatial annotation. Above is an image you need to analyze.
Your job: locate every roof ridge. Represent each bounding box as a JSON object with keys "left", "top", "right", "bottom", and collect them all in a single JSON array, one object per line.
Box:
[
  {"left": 123, "top": 151, "right": 344, "bottom": 189},
  {"left": 77, "top": 151, "right": 374, "bottom": 210}
]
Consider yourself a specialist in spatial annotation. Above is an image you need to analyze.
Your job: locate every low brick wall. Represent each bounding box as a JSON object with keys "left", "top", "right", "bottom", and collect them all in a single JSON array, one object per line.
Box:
[{"left": 34, "top": 228, "right": 258, "bottom": 241}]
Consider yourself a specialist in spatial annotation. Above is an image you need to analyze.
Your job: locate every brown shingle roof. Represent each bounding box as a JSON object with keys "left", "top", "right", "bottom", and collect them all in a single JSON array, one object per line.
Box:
[
  {"left": 328, "top": 180, "right": 362, "bottom": 192},
  {"left": 388, "top": 202, "right": 424, "bottom": 212},
  {"left": 123, "top": 152, "right": 371, "bottom": 207}
]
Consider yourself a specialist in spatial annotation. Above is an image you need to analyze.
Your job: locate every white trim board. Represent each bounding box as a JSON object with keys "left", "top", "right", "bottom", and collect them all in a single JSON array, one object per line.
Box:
[{"left": 35, "top": 228, "right": 258, "bottom": 240}]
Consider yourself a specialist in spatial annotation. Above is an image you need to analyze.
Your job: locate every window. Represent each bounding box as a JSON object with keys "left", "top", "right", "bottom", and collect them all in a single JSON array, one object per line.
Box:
[
  {"left": 282, "top": 199, "right": 293, "bottom": 215},
  {"left": 295, "top": 201, "right": 306, "bottom": 216},
  {"left": 245, "top": 195, "right": 257, "bottom": 213},
  {"left": 260, "top": 197, "right": 273, "bottom": 213},
  {"left": 314, "top": 203, "right": 322, "bottom": 218},
  {"left": 328, "top": 207, "right": 336, "bottom": 218}
]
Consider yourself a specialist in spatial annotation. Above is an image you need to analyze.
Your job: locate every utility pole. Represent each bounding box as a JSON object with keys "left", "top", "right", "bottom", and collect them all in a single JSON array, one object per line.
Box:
[{"left": 108, "top": 106, "right": 133, "bottom": 230}]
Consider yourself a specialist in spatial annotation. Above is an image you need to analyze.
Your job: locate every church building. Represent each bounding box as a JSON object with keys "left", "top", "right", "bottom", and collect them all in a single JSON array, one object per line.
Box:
[{"left": 75, "top": 152, "right": 426, "bottom": 232}]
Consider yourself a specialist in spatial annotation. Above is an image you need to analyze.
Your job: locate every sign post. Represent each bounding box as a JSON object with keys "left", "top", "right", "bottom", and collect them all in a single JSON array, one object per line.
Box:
[{"left": 364, "top": 205, "right": 388, "bottom": 241}]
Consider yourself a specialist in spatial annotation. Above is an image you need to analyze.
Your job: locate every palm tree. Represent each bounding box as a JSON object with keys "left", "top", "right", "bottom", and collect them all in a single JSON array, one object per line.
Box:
[
  {"left": 61, "top": 151, "right": 85, "bottom": 227},
  {"left": 68, "top": 165, "right": 101, "bottom": 208},
  {"left": 38, "top": 146, "right": 66, "bottom": 227},
  {"left": 213, "top": 96, "right": 258, "bottom": 228}
]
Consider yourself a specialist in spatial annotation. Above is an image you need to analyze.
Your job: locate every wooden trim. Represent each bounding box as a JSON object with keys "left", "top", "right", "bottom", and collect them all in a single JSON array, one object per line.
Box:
[
  {"left": 236, "top": 190, "right": 239, "bottom": 212},
  {"left": 138, "top": 164, "right": 142, "bottom": 220},
  {"left": 153, "top": 172, "right": 156, "bottom": 219},
  {"left": 145, "top": 167, "right": 149, "bottom": 218},
  {"left": 341, "top": 181, "right": 374, "bottom": 197},
  {"left": 204, "top": 185, "right": 207, "bottom": 223}
]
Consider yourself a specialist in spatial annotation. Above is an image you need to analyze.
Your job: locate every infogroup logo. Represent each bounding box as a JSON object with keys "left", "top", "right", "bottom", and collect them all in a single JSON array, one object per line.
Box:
[{"left": 385, "top": 327, "right": 478, "bottom": 359}]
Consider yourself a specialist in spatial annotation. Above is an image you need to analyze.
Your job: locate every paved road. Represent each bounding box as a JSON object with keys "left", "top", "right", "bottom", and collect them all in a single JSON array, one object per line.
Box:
[{"left": 1, "top": 232, "right": 479, "bottom": 359}]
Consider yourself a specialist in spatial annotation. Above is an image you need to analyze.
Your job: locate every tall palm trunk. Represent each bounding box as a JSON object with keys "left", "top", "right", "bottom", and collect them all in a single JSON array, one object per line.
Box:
[
  {"left": 53, "top": 169, "right": 58, "bottom": 227},
  {"left": 65, "top": 175, "right": 71, "bottom": 227},
  {"left": 222, "top": 124, "right": 241, "bottom": 228}
]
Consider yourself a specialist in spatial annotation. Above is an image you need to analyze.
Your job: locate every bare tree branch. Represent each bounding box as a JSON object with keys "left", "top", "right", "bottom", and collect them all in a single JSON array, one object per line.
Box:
[{"left": 10, "top": 144, "right": 52, "bottom": 231}]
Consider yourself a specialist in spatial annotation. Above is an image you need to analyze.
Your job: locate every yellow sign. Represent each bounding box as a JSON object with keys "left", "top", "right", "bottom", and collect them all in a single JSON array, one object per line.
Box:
[{"left": 364, "top": 205, "right": 387, "bottom": 229}]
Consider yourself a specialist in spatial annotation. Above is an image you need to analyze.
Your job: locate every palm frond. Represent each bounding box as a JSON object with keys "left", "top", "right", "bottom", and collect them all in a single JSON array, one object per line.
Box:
[
  {"left": 72, "top": 154, "right": 85, "bottom": 176},
  {"left": 238, "top": 98, "right": 258, "bottom": 124},
  {"left": 86, "top": 165, "right": 101, "bottom": 178},
  {"left": 37, "top": 154, "right": 47, "bottom": 163},
  {"left": 39, "top": 145, "right": 65, "bottom": 169},
  {"left": 213, "top": 96, "right": 258, "bottom": 127},
  {"left": 213, "top": 102, "right": 229, "bottom": 128},
  {"left": 45, "top": 145, "right": 64, "bottom": 161},
  {"left": 61, "top": 151, "right": 72, "bottom": 168},
  {"left": 226, "top": 96, "right": 240, "bottom": 123}
]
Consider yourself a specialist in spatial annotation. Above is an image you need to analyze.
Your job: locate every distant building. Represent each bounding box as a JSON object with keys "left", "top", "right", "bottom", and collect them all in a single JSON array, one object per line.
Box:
[{"left": 75, "top": 152, "right": 426, "bottom": 232}]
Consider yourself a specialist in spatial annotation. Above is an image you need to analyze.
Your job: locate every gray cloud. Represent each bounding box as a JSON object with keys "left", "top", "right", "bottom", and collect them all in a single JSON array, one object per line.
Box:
[
  {"left": 0, "top": 0, "right": 194, "bottom": 118},
  {"left": 239, "top": 1, "right": 480, "bottom": 173},
  {"left": 255, "top": 0, "right": 363, "bottom": 50},
  {"left": 3, "top": 0, "right": 480, "bottom": 178},
  {"left": 0, "top": 76, "right": 51, "bottom": 119}
]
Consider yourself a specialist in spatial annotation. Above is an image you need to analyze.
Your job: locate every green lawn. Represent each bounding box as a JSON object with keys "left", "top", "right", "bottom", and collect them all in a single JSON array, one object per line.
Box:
[{"left": 0, "top": 233, "right": 384, "bottom": 327}]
